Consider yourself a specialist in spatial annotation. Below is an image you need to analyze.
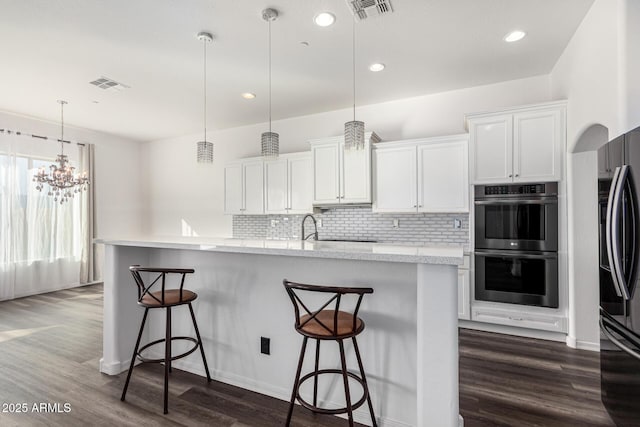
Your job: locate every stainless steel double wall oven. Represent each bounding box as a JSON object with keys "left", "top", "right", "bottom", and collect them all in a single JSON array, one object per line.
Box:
[{"left": 474, "top": 182, "right": 559, "bottom": 308}]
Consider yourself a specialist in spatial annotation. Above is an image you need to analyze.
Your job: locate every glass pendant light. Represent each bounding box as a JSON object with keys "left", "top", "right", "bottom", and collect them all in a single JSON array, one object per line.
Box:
[
  {"left": 344, "top": 17, "right": 365, "bottom": 150},
  {"left": 261, "top": 8, "right": 279, "bottom": 158},
  {"left": 196, "top": 31, "right": 214, "bottom": 163}
]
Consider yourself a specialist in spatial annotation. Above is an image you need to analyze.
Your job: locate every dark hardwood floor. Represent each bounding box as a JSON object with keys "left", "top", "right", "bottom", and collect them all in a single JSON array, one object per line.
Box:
[{"left": 0, "top": 284, "right": 616, "bottom": 426}]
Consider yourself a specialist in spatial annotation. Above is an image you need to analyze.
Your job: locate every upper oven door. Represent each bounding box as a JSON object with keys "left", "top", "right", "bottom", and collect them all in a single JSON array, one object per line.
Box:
[{"left": 475, "top": 197, "right": 558, "bottom": 251}]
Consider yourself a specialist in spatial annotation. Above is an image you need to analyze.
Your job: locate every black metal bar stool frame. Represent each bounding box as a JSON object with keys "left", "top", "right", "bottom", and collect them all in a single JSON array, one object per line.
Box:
[
  {"left": 283, "top": 279, "right": 377, "bottom": 427},
  {"left": 120, "top": 266, "right": 212, "bottom": 414}
]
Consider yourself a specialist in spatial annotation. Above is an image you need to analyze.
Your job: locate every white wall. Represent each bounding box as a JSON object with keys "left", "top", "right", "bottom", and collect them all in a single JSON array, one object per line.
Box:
[
  {"left": 0, "top": 109, "right": 144, "bottom": 279},
  {"left": 144, "top": 75, "right": 552, "bottom": 237},
  {"left": 550, "top": 0, "right": 640, "bottom": 349}
]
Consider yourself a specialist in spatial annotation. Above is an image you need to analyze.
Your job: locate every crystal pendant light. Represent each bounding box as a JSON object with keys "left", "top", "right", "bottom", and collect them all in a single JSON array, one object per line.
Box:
[
  {"left": 33, "top": 100, "right": 89, "bottom": 204},
  {"left": 344, "top": 17, "right": 365, "bottom": 150},
  {"left": 261, "top": 8, "right": 279, "bottom": 158},
  {"left": 196, "top": 31, "right": 214, "bottom": 163}
]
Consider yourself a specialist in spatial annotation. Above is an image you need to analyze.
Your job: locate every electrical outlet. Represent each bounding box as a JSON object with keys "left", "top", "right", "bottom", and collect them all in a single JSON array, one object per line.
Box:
[
  {"left": 393, "top": 219, "right": 399, "bottom": 228},
  {"left": 260, "top": 337, "right": 270, "bottom": 355},
  {"left": 317, "top": 219, "right": 323, "bottom": 228},
  {"left": 454, "top": 218, "right": 462, "bottom": 229},
  {"left": 270, "top": 219, "right": 279, "bottom": 227}
]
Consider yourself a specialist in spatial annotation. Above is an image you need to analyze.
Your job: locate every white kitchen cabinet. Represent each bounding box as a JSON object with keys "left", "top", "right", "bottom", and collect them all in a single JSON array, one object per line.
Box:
[
  {"left": 458, "top": 255, "right": 471, "bottom": 320},
  {"left": 309, "top": 132, "right": 380, "bottom": 205},
  {"left": 264, "top": 153, "right": 312, "bottom": 214},
  {"left": 467, "top": 101, "right": 566, "bottom": 184},
  {"left": 373, "top": 145, "right": 417, "bottom": 212},
  {"left": 224, "top": 158, "right": 264, "bottom": 215},
  {"left": 373, "top": 135, "right": 469, "bottom": 213},
  {"left": 598, "top": 135, "right": 624, "bottom": 179}
]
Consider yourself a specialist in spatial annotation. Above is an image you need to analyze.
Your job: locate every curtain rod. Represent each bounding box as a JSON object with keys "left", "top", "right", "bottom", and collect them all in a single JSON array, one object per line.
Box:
[{"left": 0, "top": 128, "right": 87, "bottom": 147}]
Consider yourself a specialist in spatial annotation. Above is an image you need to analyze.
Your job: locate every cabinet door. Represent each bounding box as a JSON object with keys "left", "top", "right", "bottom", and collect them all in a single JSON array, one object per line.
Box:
[
  {"left": 513, "top": 109, "right": 563, "bottom": 182},
  {"left": 243, "top": 161, "right": 264, "bottom": 214},
  {"left": 341, "top": 141, "right": 371, "bottom": 203},
  {"left": 224, "top": 164, "right": 243, "bottom": 214},
  {"left": 288, "top": 154, "right": 313, "bottom": 214},
  {"left": 458, "top": 269, "right": 470, "bottom": 320},
  {"left": 418, "top": 140, "right": 469, "bottom": 212},
  {"left": 312, "top": 143, "right": 340, "bottom": 204},
  {"left": 373, "top": 146, "right": 417, "bottom": 212},
  {"left": 469, "top": 115, "right": 513, "bottom": 184},
  {"left": 264, "top": 159, "right": 288, "bottom": 214}
]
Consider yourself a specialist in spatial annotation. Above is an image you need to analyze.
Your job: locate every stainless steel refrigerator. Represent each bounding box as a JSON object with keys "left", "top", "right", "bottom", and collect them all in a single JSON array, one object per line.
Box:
[{"left": 598, "top": 126, "right": 640, "bottom": 426}]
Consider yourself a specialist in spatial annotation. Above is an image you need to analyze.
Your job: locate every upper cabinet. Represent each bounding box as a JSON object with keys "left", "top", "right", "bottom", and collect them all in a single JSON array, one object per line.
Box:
[
  {"left": 467, "top": 101, "right": 566, "bottom": 184},
  {"left": 373, "top": 135, "right": 469, "bottom": 213},
  {"left": 224, "top": 158, "right": 264, "bottom": 215},
  {"left": 264, "top": 152, "right": 313, "bottom": 214},
  {"left": 309, "top": 132, "right": 380, "bottom": 205}
]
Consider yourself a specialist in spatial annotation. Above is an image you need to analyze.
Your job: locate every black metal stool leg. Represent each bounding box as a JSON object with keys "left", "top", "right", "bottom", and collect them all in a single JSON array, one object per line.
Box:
[
  {"left": 313, "top": 338, "right": 321, "bottom": 407},
  {"left": 286, "top": 336, "right": 308, "bottom": 426},
  {"left": 353, "top": 337, "right": 377, "bottom": 427},
  {"left": 188, "top": 303, "right": 212, "bottom": 382},
  {"left": 164, "top": 307, "right": 171, "bottom": 414},
  {"left": 338, "top": 339, "right": 354, "bottom": 426},
  {"left": 121, "top": 308, "right": 149, "bottom": 401}
]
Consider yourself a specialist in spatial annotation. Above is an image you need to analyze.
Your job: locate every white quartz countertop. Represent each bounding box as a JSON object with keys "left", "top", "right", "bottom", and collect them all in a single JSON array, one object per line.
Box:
[{"left": 94, "top": 237, "right": 464, "bottom": 265}]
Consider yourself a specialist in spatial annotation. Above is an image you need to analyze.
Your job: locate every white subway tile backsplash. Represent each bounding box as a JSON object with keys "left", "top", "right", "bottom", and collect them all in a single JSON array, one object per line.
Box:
[{"left": 232, "top": 207, "right": 469, "bottom": 247}]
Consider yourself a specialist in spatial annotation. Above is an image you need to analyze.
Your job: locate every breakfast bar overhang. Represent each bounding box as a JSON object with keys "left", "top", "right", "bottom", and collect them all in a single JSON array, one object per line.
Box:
[{"left": 96, "top": 237, "right": 463, "bottom": 427}]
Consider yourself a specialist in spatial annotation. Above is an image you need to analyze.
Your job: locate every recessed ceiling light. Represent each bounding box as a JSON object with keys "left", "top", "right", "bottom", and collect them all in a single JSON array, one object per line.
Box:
[
  {"left": 369, "top": 63, "right": 385, "bottom": 72},
  {"left": 241, "top": 92, "right": 256, "bottom": 99},
  {"left": 314, "top": 12, "right": 335, "bottom": 27},
  {"left": 504, "top": 30, "right": 526, "bottom": 43}
]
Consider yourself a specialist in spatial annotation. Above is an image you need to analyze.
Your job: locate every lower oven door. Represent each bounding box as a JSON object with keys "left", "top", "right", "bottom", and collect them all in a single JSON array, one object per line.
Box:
[{"left": 475, "top": 250, "right": 559, "bottom": 308}]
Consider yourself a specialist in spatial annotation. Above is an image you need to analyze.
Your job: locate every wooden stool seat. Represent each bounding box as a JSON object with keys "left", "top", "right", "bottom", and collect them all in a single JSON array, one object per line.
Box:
[
  {"left": 284, "top": 279, "right": 377, "bottom": 427},
  {"left": 140, "top": 289, "right": 197, "bottom": 307},
  {"left": 120, "top": 266, "right": 211, "bottom": 414},
  {"left": 299, "top": 310, "right": 363, "bottom": 338}
]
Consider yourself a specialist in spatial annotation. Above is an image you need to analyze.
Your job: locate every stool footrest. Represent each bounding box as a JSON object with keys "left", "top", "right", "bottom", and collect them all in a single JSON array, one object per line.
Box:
[
  {"left": 136, "top": 336, "right": 199, "bottom": 364},
  {"left": 296, "top": 369, "right": 368, "bottom": 415}
]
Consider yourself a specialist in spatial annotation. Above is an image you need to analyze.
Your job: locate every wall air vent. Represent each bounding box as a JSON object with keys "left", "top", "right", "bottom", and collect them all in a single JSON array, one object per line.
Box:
[
  {"left": 89, "top": 76, "right": 130, "bottom": 92},
  {"left": 346, "top": 0, "right": 393, "bottom": 21}
]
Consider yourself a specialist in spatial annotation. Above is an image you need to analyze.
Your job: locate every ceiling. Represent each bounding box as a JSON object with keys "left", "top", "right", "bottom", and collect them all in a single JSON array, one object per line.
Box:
[{"left": 0, "top": 0, "right": 594, "bottom": 142}]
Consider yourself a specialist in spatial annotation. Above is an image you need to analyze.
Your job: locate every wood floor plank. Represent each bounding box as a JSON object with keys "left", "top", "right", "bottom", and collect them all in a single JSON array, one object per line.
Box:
[{"left": 0, "top": 284, "right": 618, "bottom": 426}]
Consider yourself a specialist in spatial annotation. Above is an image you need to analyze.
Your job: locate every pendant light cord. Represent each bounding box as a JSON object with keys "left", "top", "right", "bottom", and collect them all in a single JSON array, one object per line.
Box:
[
  {"left": 60, "top": 101, "right": 65, "bottom": 155},
  {"left": 268, "top": 18, "right": 272, "bottom": 134},
  {"left": 352, "top": 17, "right": 356, "bottom": 122},
  {"left": 203, "top": 37, "right": 207, "bottom": 143}
]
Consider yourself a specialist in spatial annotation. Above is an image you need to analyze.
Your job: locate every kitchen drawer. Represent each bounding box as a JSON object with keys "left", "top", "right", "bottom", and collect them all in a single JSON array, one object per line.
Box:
[{"left": 471, "top": 306, "right": 567, "bottom": 333}]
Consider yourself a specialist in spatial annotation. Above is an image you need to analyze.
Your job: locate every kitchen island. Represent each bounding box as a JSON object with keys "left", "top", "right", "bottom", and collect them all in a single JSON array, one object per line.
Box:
[{"left": 96, "top": 237, "right": 463, "bottom": 427}]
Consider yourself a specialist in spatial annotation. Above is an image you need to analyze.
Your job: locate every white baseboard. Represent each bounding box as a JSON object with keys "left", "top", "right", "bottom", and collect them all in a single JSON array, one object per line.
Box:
[{"left": 566, "top": 335, "right": 599, "bottom": 352}]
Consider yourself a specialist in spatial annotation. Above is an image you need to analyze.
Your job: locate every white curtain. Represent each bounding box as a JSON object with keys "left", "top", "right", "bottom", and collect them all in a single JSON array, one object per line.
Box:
[{"left": 0, "top": 132, "right": 94, "bottom": 300}]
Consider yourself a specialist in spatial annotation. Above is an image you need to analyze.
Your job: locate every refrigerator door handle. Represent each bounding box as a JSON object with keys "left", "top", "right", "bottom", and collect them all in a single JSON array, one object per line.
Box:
[
  {"left": 607, "top": 166, "right": 626, "bottom": 298},
  {"left": 600, "top": 316, "right": 640, "bottom": 361}
]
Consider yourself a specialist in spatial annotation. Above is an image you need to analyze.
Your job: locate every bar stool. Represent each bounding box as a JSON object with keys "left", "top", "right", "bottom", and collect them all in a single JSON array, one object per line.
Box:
[
  {"left": 120, "top": 266, "right": 211, "bottom": 414},
  {"left": 283, "top": 279, "right": 377, "bottom": 427}
]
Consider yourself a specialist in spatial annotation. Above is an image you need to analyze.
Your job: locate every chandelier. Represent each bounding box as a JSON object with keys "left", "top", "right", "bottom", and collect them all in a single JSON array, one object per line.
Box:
[{"left": 33, "top": 100, "right": 89, "bottom": 204}]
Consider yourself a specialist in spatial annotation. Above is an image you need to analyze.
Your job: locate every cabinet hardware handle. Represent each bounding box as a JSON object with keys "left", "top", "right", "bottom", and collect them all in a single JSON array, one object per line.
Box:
[
  {"left": 336, "top": 196, "right": 340, "bottom": 199},
  {"left": 515, "top": 174, "right": 519, "bottom": 177},
  {"left": 508, "top": 174, "right": 513, "bottom": 178},
  {"left": 419, "top": 205, "right": 423, "bottom": 208},
  {"left": 413, "top": 205, "right": 417, "bottom": 208}
]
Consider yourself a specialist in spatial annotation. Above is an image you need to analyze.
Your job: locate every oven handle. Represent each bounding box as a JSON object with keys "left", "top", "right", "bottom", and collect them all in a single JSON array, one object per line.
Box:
[
  {"left": 475, "top": 251, "right": 557, "bottom": 260},
  {"left": 474, "top": 198, "right": 558, "bottom": 205}
]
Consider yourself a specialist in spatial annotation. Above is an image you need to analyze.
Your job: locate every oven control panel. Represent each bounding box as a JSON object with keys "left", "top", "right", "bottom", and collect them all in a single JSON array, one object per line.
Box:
[{"left": 475, "top": 182, "right": 558, "bottom": 198}]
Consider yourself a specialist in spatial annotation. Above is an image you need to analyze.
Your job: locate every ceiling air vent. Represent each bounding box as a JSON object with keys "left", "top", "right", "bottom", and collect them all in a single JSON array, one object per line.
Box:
[
  {"left": 89, "top": 76, "right": 130, "bottom": 92},
  {"left": 346, "top": 0, "right": 393, "bottom": 21}
]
